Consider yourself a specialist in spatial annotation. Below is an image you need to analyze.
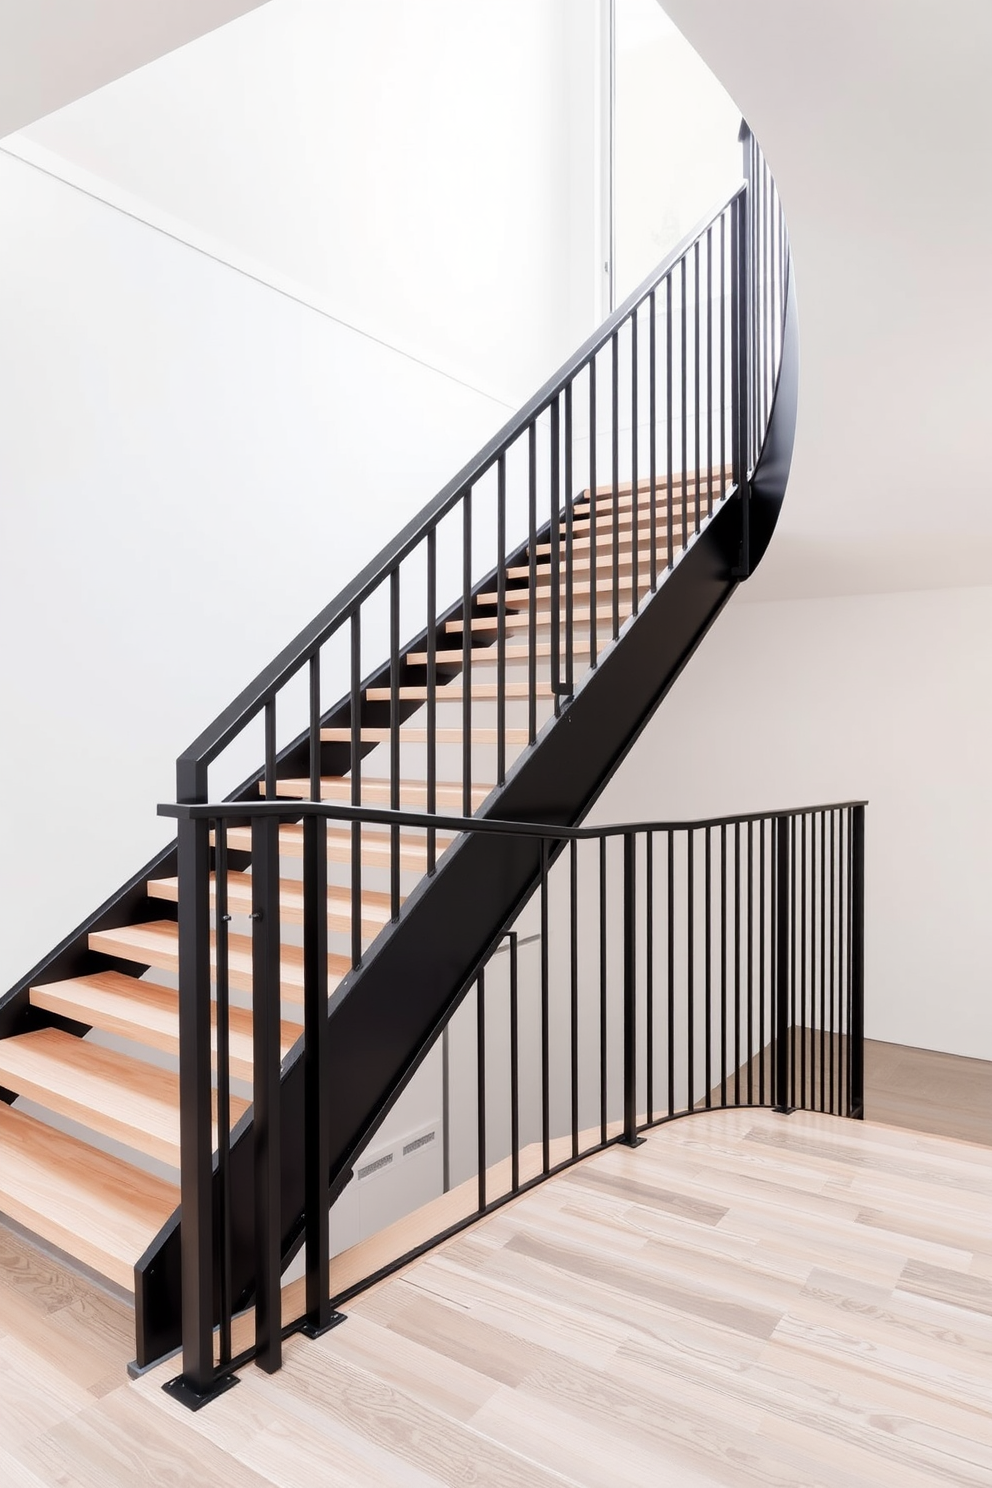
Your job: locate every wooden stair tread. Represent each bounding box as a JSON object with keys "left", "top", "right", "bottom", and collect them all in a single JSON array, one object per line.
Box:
[
  {"left": 219, "top": 823, "right": 454, "bottom": 867},
  {"left": 447, "top": 602, "right": 636, "bottom": 634},
  {"left": 267, "top": 777, "right": 492, "bottom": 807},
  {"left": 320, "top": 726, "right": 529, "bottom": 745},
  {"left": 0, "top": 1101, "right": 177, "bottom": 1292},
  {"left": 405, "top": 646, "right": 589, "bottom": 667},
  {"left": 478, "top": 572, "right": 649, "bottom": 606},
  {"left": 88, "top": 920, "right": 349, "bottom": 1002},
  {"left": 365, "top": 682, "right": 555, "bottom": 702},
  {"left": 147, "top": 873, "right": 397, "bottom": 932},
  {"left": 0, "top": 1027, "right": 248, "bottom": 1168},
  {"left": 30, "top": 971, "right": 297, "bottom": 1083}
]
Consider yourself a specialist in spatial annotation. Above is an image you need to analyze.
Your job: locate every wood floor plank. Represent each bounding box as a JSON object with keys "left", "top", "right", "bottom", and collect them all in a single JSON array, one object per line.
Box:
[{"left": 3, "top": 1107, "right": 991, "bottom": 1487}]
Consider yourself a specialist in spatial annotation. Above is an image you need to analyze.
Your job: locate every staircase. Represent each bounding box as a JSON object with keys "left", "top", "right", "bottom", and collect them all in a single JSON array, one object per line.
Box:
[{"left": 0, "top": 128, "right": 798, "bottom": 1377}]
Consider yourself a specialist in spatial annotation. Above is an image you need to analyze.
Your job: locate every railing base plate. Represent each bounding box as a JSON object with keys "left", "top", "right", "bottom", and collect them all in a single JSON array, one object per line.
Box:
[
  {"left": 300, "top": 1310, "right": 347, "bottom": 1341},
  {"left": 162, "top": 1371, "right": 240, "bottom": 1412}
]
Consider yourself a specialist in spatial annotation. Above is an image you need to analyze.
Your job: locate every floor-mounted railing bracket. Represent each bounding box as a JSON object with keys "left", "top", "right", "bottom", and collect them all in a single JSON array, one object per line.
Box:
[{"left": 162, "top": 1369, "right": 240, "bottom": 1413}]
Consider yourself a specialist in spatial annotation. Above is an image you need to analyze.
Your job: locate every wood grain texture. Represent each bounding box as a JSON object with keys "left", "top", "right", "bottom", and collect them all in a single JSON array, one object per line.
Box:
[{"left": 4, "top": 1107, "right": 989, "bottom": 1487}]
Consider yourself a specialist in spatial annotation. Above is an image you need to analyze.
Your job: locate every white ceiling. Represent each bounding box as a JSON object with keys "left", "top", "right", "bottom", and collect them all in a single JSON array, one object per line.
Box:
[
  {"left": 0, "top": 0, "right": 268, "bottom": 138},
  {"left": 659, "top": 0, "right": 992, "bottom": 599}
]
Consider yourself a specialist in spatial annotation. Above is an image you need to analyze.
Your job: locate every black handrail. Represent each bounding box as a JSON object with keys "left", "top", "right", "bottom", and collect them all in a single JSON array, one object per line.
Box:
[
  {"left": 160, "top": 797, "right": 869, "bottom": 838},
  {"left": 177, "top": 185, "right": 747, "bottom": 786}
]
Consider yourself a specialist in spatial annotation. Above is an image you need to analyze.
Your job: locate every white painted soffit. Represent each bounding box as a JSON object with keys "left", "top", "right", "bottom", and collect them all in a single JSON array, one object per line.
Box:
[
  {"left": 0, "top": 0, "right": 270, "bottom": 138},
  {"left": 659, "top": 0, "right": 992, "bottom": 599}
]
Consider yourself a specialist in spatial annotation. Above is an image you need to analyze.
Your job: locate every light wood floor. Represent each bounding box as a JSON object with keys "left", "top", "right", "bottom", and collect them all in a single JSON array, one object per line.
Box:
[
  {"left": 865, "top": 1038, "right": 992, "bottom": 1146},
  {"left": 2, "top": 1105, "right": 990, "bottom": 1487}
]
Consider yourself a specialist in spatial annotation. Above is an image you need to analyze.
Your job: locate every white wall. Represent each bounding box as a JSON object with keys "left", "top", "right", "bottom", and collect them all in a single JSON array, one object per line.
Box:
[
  {"left": 15, "top": 0, "right": 605, "bottom": 404},
  {"left": 0, "top": 148, "right": 517, "bottom": 991},
  {"left": 0, "top": 2, "right": 609, "bottom": 994},
  {"left": 591, "top": 584, "right": 992, "bottom": 1061}
]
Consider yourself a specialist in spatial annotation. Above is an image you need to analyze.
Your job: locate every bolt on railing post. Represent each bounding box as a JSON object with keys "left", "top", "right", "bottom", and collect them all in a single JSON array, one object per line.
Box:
[
  {"left": 849, "top": 805, "right": 866, "bottom": 1119},
  {"left": 773, "top": 815, "right": 793, "bottom": 1114},
  {"left": 622, "top": 831, "right": 643, "bottom": 1147}
]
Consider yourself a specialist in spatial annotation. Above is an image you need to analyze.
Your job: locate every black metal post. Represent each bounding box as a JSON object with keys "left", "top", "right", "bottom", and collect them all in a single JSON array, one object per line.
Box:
[
  {"left": 251, "top": 814, "right": 282, "bottom": 1374},
  {"left": 773, "top": 815, "right": 793, "bottom": 1114},
  {"left": 622, "top": 832, "right": 642, "bottom": 1146},
  {"left": 850, "top": 805, "right": 866, "bottom": 1118}
]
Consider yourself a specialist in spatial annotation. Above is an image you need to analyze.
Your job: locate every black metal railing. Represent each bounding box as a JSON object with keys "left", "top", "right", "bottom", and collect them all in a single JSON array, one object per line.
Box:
[
  {"left": 159, "top": 796, "right": 864, "bottom": 1403},
  {"left": 155, "top": 123, "right": 797, "bottom": 1406}
]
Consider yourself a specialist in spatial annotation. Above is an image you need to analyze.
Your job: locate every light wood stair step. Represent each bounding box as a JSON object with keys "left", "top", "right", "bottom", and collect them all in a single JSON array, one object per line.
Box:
[
  {"left": 573, "top": 467, "right": 730, "bottom": 507},
  {"left": 147, "top": 872, "right": 398, "bottom": 935},
  {"left": 405, "top": 643, "right": 591, "bottom": 667},
  {"left": 0, "top": 1028, "right": 248, "bottom": 1168},
  {"left": 447, "top": 601, "right": 638, "bottom": 635},
  {"left": 365, "top": 681, "right": 555, "bottom": 703},
  {"left": 218, "top": 823, "right": 455, "bottom": 869},
  {"left": 504, "top": 551, "right": 658, "bottom": 582},
  {"left": 30, "top": 971, "right": 297, "bottom": 1084},
  {"left": 88, "top": 920, "right": 349, "bottom": 1004},
  {"left": 478, "top": 571, "right": 651, "bottom": 607},
  {"left": 0, "top": 1101, "right": 178, "bottom": 1292},
  {"left": 534, "top": 527, "right": 684, "bottom": 557},
  {"left": 320, "top": 726, "right": 529, "bottom": 745},
  {"left": 266, "top": 777, "right": 492, "bottom": 809}
]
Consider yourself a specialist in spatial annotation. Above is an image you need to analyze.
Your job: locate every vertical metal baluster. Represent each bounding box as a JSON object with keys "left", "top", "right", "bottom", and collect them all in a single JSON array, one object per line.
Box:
[
  {"left": 390, "top": 567, "right": 401, "bottom": 920},
  {"left": 706, "top": 224, "right": 713, "bottom": 517},
  {"left": 564, "top": 386, "right": 574, "bottom": 695},
  {"left": 589, "top": 359, "right": 598, "bottom": 666},
  {"left": 666, "top": 274, "right": 674, "bottom": 568},
  {"left": 622, "top": 832, "right": 638, "bottom": 1145},
  {"left": 734, "top": 820, "right": 741, "bottom": 1105},
  {"left": 304, "top": 654, "right": 336, "bottom": 1338},
  {"left": 839, "top": 808, "right": 847, "bottom": 1116},
  {"left": 704, "top": 826, "right": 712, "bottom": 1109},
  {"left": 645, "top": 832, "right": 654, "bottom": 1124},
  {"left": 759, "top": 819, "right": 766, "bottom": 1106},
  {"left": 528, "top": 427, "right": 538, "bottom": 745},
  {"left": 800, "top": 811, "right": 807, "bottom": 1106},
  {"left": 251, "top": 808, "right": 282, "bottom": 1375},
  {"left": 600, "top": 835, "right": 608, "bottom": 1143},
  {"left": 350, "top": 612, "right": 362, "bottom": 969},
  {"left": 550, "top": 397, "right": 562, "bottom": 715},
  {"left": 790, "top": 815, "right": 797, "bottom": 1110},
  {"left": 215, "top": 822, "right": 232, "bottom": 1369},
  {"left": 611, "top": 331, "right": 620, "bottom": 640},
  {"left": 426, "top": 529, "right": 437, "bottom": 872},
  {"left": 496, "top": 457, "right": 506, "bottom": 786},
  {"left": 774, "top": 816, "right": 790, "bottom": 1113},
  {"left": 693, "top": 240, "right": 700, "bottom": 535},
  {"left": 720, "top": 822, "right": 728, "bottom": 1106},
  {"left": 820, "top": 809, "right": 827, "bottom": 1112},
  {"left": 462, "top": 500, "right": 473, "bottom": 815},
  {"left": 509, "top": 930, "right": 520, "bottom": 1191},
  {"left": 477, "top": 971, "right": 486, "bottom": 1212},
  {"left": 264, "top": 696, "right": 277, "bottom": 803},
  {"left": 746, "top": 819, "right": 753, "bottom": 1105},
  {"left": 649, "top": 289, "right": 657, "bottom": 591},
  {"left": 667, "top": 829, "right": 675, "bottom": 1118},
  {"left": 442, "top": 1024, "right": 450, "bottom": 1193},
  {"left": 687, "top": 829, "right": 695, "bottom": 1113},
  {"left": 681, "top": 257, "right": 688, "bottom": 552},
  {"left": 570, "top": 839, "right": 580, "bottom": 1158},
  {"left": 829, "top": 808, "right": 836, "bottom": 1114},
  {"left": 631, "top": 313, "right": 639, "bottom": 616},
  {"left": 850, "top": 806, "right": 865, "bottom": 1119},
  {"left": 541, "top": 839, "right": 550, "bottom": 1173},
  {"left": 810, "top": 810, "right": 817, "bottom": 1111},
  {"left": 720, "top": 210, "right": 727, "bottom": 501}
]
